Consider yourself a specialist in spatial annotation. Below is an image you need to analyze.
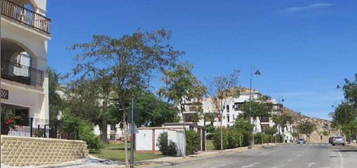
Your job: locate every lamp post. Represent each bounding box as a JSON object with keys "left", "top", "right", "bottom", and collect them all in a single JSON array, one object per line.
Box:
[
  {"left": 0, "top": 1, "right": 3, "bottom": 164},
  {"left": 0, "top": 0, "right": 3, "bottom": 137},
  {"left": 336, "top": 84, "right": 348, "bottom": 141},
  {"left": 249, "top": 66, "right": 261, "bottom": 147}
]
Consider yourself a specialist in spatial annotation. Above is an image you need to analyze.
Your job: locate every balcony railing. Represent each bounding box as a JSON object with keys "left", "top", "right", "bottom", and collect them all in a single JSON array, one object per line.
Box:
[
  {"left": 1, "top": 0, "right": 51, "bottom": 34},
  {"left": 1, "top": 60, "right": 44, "bottom": 87}
]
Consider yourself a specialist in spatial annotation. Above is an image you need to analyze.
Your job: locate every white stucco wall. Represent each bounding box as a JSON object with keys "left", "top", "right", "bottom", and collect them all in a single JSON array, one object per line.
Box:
[
  {"left": 136, "top": 128, "right": 186, "bottom": 156},
  {"left": 1, "top": 1, "right": 50, "bottom": 124}
]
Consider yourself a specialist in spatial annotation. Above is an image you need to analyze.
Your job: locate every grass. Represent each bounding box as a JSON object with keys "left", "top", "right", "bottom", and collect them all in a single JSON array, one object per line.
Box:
[
  {"left": 92, "top": 143, "right": 164, "bottom": 161},
  {"left": 206, "top": 140, "right": 216, "bottom": 150}
]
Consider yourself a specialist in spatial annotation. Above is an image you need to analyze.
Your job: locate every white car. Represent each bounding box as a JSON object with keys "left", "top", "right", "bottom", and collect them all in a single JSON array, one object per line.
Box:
[{"left": 332, "top": 136, "right": 345, "bottom": 146}]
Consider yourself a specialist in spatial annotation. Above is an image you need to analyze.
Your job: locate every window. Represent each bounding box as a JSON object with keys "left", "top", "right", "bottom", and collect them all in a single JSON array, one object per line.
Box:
[
  {"left": 226, "top": 105, "right": 230, "bottom": 112},
  {"left": 227, "top": 115, "right": 230, "bottom": 122},
  {"left": 110, "top": 125, "right": 116, "bottom": 131},
  {"left": 234, "top": 102, "right": 244, "bottom": 111}
]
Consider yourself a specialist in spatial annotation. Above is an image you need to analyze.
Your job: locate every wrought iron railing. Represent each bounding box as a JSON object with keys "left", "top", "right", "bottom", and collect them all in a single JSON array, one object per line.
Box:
[
  {"left": 1, "top": 60, "right": 44, "bottom": 87},
  {"left": 1, "top": 0, "right": 51, "bottom": 34}
]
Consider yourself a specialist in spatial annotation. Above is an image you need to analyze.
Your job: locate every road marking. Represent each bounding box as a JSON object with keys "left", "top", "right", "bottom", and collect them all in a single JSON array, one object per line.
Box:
[
  {"left": 306, "top": 162, "right": 316, "bottom": 168},
  {"left": 337, "top": 150, "right": 344, "bottom": 168},
  {"left": 241, "top": 162, "right": 259, "bottom": 168}
]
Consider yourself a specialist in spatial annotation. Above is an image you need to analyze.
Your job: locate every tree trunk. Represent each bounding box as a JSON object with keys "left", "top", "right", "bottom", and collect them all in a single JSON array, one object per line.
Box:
[
  {"left": 123, "top": 116, "right": 129, "bottom": 168},
  {"left": 99, "top": 120, "right": 108, "bottom": 144},
  {"left": 100, "top": 98, "right": 109, "bottom": 144}
]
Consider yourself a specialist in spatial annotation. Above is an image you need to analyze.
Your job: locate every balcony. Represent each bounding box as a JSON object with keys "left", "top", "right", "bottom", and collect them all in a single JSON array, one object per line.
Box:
[
  {"left": 1, "top": 60, "right": 44, "bottom": 87},
  {"left": 1, "top": 0, "right": 51, "bottom": 34}
]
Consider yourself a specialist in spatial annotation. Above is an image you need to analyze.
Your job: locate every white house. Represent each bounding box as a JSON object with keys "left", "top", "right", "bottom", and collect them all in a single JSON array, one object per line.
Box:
[{"left": 1, "top": 0, "right": 51, "bottom": 136}]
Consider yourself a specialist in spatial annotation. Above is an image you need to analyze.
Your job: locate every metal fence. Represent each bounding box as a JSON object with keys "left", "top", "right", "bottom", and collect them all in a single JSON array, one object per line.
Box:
[
  {"left": 4, "top": 118, "right": 79, "bottom": 139},
  {"left": 1, "top": 0, "right": 51, "bottom": 34}
]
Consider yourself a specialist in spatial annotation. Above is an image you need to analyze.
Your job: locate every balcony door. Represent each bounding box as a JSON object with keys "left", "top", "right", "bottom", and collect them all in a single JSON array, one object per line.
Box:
[{"left": 1, "top": 39, "right": 32, "bottom": 85}]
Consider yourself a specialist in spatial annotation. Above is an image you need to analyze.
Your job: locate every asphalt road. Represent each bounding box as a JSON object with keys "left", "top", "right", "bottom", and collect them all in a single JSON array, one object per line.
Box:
[{"left": 148, "top": 144, "right": 357, "bottom": 168}]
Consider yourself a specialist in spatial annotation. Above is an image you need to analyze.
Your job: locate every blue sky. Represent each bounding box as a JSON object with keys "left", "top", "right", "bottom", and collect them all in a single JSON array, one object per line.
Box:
[{"left": 47, "top": 0, "right": 357, "bottom": 120}]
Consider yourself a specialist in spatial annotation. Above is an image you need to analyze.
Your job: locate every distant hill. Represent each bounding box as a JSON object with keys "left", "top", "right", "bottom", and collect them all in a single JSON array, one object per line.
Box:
[{"left": 282, "top": 107, "right": 336, "bottom": 143}]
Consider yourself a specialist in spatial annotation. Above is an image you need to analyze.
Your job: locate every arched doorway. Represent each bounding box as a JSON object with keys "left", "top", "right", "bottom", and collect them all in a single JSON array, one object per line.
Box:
[{"left": 1, "top": 39, "right": 36, "bottom": 85}]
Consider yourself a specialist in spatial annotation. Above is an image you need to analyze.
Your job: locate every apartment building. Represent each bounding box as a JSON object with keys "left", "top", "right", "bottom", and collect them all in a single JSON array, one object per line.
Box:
[
  {"left": 182, "top": 89, "right": 295, "bottom": 142},
  {"left": 1, "top": 0, "right": 51, "bottom": 136}
]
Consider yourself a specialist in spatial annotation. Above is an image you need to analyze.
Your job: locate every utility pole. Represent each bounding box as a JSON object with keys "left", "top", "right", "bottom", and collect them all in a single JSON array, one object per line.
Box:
[
  {"left": 249, "top": 71, "right": 253, "bottom": 147},
  {"left": 220, "top": 104, "right": 223, "bottom": 150},
  {"left": 0, "top": 0, "right": 3, "bottom": 137},
  {"left": 130, "top": 97, "right": 135, "bottom": 168},
  {"left": 0, "top": 0, "right": 3, "bottom": 163},
  {"left": 249, "top": 66, "right": 260, "bottom": 148}
]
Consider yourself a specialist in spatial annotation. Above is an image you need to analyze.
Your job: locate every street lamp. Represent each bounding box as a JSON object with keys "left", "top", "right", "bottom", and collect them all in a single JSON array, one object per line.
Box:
[
  {"left": 336, "top": 84, "right": 348, "bottom": 139},
  {"left": 249, "top": 66, "right": 261, "bottom": 147},
  {"left": 0, "top": 0, "right": 3, "bottom": 137}
]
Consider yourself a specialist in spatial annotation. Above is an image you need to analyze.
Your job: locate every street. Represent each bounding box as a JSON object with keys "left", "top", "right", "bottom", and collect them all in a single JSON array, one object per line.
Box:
[{"left": 147, "top": 144, "right": 357, "bottom": 168}]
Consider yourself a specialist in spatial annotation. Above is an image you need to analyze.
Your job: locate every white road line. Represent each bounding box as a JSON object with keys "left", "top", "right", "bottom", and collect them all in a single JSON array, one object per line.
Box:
[
  {"left": 241, "top": 162, "right": 259, "bottom": 168},
  {"left": 307, "top": 162, "right": 316, "bottom": 168},
  {"left": 337, "top": 150, "right": 344, "bottom": 168}
]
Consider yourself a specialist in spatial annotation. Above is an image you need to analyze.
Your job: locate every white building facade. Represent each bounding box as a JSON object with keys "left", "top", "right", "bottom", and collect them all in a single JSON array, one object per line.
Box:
[
  {"left": 1, "top": 0, "right": 51, "bottom": 136},
  {"left": 182, "top": 89, "right": 295, "bottom": 142}
]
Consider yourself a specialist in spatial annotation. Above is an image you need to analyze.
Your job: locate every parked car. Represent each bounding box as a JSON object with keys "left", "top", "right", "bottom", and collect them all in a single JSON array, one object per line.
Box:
[
  {"left": 331, "top": 136, "right": 345, "bottom": 146},
  {"left": 297, "top": 139, "right": 306, "bottom": 144}
]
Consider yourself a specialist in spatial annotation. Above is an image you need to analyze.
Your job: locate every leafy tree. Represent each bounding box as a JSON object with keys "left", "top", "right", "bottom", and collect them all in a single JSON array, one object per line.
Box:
[
  {"left": 158, "top": 63, "right": 207, "bottom": 122},
  {"left": 48, "top": 68, "right": 64, "bottom": 137},
  {"left": 204, "top": 113, "right": 216, "bottom": 126},
  {"left": 264, "top": 126, "right": 278, "bottom": 136},
  {"left": 296, "top": 120, "right": 316, "bottom": 139},
  {"left": 65, "top": 76, "right": 112, "bottom": 143},
  {"left": 332, "top": 103, "right": 357, "bottom": 128},
  {"left": 210, "top": 70, "right": 240, "bottom": 150},
  {"left": 70, "top": 29, "right": 182, "bottom": 163},
  {"left": 272, "top": 113, "right": 293, "bottom": 134},
  {"left": 233, "top": 118, "right": 253, "bottom": 134},
  {"left": 135, "top": 92, "right": 179, "bottom": 127},
  {"left": 240, "top": 101, "right": 273, "bottom": 121},
  {"left": 343, "top": 74, "right": 357, "bottom": 106}
]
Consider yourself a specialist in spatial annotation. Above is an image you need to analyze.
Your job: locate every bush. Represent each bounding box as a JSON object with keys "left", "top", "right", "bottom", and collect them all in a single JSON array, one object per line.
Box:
[
  {"left": 275, "top": 134, "right": 284, "bottom": 143},
  {"left": 158, "top": 132, "right": 177, "bottom": 156},
  {"left": 254, "top": 133, "right": 278, "bottom": 144},
  {"left": 212, "top": 127, "right": 245, "bottom": 150},
  {"left": 186, "top": 130, "right": 200, "bottom": 155},
  {"left": 61, "top": 113, "right": 102, "bottom": 151},
  {"left": 79, "top": 122, "right": 103, "bottom": 151}
]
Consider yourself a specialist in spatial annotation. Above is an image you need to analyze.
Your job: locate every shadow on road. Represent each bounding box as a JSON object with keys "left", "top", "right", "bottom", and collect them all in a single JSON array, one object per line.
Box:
[{"left": 336, "top": 149, "right": 357, "bottom": 153}]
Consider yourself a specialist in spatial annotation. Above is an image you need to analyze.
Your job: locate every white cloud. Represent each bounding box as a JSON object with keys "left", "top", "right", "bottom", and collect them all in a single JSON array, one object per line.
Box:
[{"left": 285, "top": 3, "right": 334, "bottom": 12}]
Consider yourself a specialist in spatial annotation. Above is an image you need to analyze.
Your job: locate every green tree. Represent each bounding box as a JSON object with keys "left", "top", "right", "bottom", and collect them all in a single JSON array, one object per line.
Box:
[
  {"left": 343, "top": 74, "right": 357, "bottom": 106},
  {"left": 272, "top": 113, "right": 293, "bottom": 135},
  {"left": 135, "top": 92, "right": 179, "bottom": 127},
  {"left": 48, "top": 68, "right": 63, "bottom": 124},
  {"left": 332, "top": 103, "right": 357, "bottom": 128},
  {"left": 70, "top": 29, "right": 182, "bottom": 165},
  {"left": 233, "top": 118, "right": 253, "bottom": 134},
  {"left": 158, "top": 63, "right": 207, "bottom": 122},
  {"left": 240, "top": 101, "right": 273, "bottom": 121},
  {"left": 210, "top": 70, "right": 240, "bottom": 150},
  {"left": 65, "top": 73, "right": 113, "bottom": 143},
  {"left": 296, "top": 120, "right": 316, "bottom": 140},
  {"left": 264, "top": 126, "right": 278, "bottom": 136}
]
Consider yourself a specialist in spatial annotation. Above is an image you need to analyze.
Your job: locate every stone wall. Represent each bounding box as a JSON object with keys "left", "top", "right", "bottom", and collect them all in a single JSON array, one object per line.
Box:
[{"left": 1, "top": 135, "right": 88, "bottom": 167}]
